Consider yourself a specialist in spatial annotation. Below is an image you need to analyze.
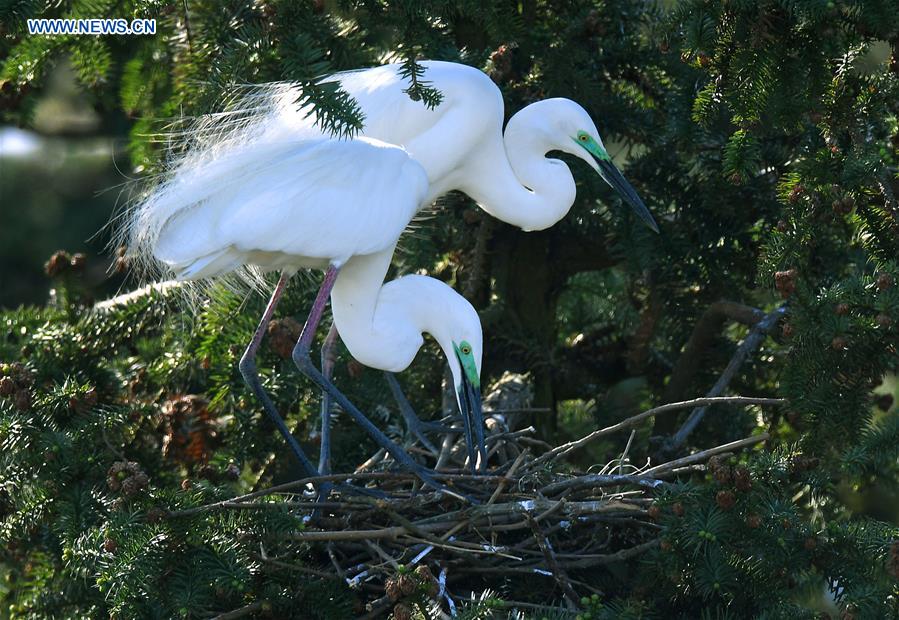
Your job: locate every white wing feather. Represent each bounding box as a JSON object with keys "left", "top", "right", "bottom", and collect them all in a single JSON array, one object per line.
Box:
[{"left": 133, "top": 136, "right": 427, "bottom": 280}]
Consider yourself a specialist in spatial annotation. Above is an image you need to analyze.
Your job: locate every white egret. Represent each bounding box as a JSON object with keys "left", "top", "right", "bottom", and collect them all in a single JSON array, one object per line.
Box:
[
  {"left": 126, "top": 59, "right": 657, "bottom": 493},
  {"left": 206, "top": 60, "right": 659, "bottom": 233},
  {"left": 317, "top": 270, "right": 483, "bottom": 476}
]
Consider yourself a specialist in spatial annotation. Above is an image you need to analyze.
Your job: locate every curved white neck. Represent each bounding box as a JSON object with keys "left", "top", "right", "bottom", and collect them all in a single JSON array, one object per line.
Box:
[
  {"left": 330, "top": 250, "right": 471, "bottom": 382},
  {"left": 330, "top": 245, "right": 422, "bottom": 372},
  {"left": 458, "top": 104, "right": 577, "bottom": 232}
]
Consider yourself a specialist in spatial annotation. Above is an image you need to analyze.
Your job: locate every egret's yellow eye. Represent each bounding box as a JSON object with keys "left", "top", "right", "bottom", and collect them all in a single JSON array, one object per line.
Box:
[
  {"left": 578, "top": 134, "right": 589, "bottom": 142},
  {"left": 460, "top": 344, "right": 471, "bottom": 355}
]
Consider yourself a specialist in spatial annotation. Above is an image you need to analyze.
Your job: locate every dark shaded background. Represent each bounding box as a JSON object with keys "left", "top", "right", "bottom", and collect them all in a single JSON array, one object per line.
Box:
[{"left": 1, "top": 61, "right": 126, "bottom": 308}]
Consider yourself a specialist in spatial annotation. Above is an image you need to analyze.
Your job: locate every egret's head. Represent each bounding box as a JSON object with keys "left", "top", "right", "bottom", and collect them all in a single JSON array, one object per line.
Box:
[
  {"left": 533, "top": 98, "right": 659, "bottom": 233},
  {"left": 428, "top": 289, "right": 484, "bottom": 467},
  {"left": 382, "top": 274, "right": 484, "bottom": 459},
  {"left": 442, "top": 323, "right": 483, "bottom": 429}
]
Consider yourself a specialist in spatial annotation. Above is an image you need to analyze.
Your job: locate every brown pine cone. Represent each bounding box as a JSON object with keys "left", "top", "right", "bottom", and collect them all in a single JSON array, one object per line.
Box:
[
  {"left": 393, "top": 603, "right": 412, "bottom": 620},
  {"left": 0, "top": 376, "right": 15, "bottom": 397},
  {"left": 396, "top": 573, "right": 416, "bottom": 597},
  {"left": 716, "top": 490, "right": 736, "bottom": 510},
  {"left": 385, "top": 577, "right": 401, "bottom": 602},
  {"left": 775, "top": 268, "right": 798, "bottom": 298},
  {"left": 414, "top": 565, "right": 439, "bottom": 597},
  {"left": 45, "top": 250, "right": 71, "bottom": 277},
  {"left": 733, "top": 467, "right": 752, "bottom": 492}
]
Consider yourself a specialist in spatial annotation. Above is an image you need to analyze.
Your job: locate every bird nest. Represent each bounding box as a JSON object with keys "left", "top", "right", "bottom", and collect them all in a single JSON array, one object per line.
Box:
[{"left": 172, "top": 391, "right": 778, "bottom": 619}]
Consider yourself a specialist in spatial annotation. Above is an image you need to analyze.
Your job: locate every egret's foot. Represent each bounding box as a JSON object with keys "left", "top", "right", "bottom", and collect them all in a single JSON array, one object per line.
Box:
[{"left": 384, "top": 372, "right": 452, "bottom": 455}]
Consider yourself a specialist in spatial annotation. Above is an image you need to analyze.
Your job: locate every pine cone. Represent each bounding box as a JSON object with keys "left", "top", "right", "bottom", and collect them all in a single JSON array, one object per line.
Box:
[
  {"left": 121, "top": 478, "right": 140, "bottom": 496},
  {"left": 708, "top": 456, "right": 732, "bottom": 485},
  {"left": 102, "top": 537, "right": 117, "bottom": 553},
  {"left": 396, "top": 573, "right": 416, "bottom": 597},
  {"left": 414, "top": 565, "right": 439, "bottom": 597},
  {"left": 715, "top": 490, "right": 736, "bottom": 510},
  {"left": 647, "top": 504, "right": 661, "bottom": 520},
  {"left": 834, "top": 303, "right": 849, "bottom": 316},
  {"left": 733, "top": 467, "right": 752, "bottom": 492},
  {"left": 44, "top": 250, "right": 71, "bottom": 278},
  {"left": 385, "top": 577, "right": 402, "bottom": 602},
  {"left": 672, "top": 502, "right": 685, "bottom": 517},
  {"left": 746, "top": 514, "right": 761, "bottom": 529},
  {"left": 0, "top": 376, "right": 15, "bottom": 397},
  {"left": 393, "top": 603, "right": 412, "bottom": 620},
  {"left": 831, "top": 336, "right": 848, "bottom": 351},
  {"left": 876, "top": 273, "right": 893, "bottom": 291},
  {"left": 876, "top": 313, "right": 893, "bottom": 328},
  {"left": 775, "top": 268, "right": 798, "bottom": 298}
]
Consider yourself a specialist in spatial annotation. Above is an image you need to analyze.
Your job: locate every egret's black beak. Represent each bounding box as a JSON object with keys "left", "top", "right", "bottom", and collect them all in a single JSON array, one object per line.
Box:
[
  {"left": 595, "top": 158, "right": 659, "bottom": 234},
  {"left": 455, "top": 363, "right": 486, "bottom": 473}
]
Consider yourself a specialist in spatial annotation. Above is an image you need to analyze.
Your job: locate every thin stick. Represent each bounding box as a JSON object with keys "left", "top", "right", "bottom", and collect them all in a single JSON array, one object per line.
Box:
[
  {"left": 535, "top": 396, "right": 784, "bottom": 465},
  {"left": 487, "top": 449, "right": 529, "bottom": 505},
  {"left": 643, "top": 433, "right": 769, "bottom": 475},
  {"left": 539, "top": 474, "right": 666, "bottom": 496}
]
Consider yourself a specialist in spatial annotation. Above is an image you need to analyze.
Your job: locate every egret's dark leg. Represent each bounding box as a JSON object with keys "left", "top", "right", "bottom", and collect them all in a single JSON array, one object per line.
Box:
[
  {"left": 318, "top": 322, "right": 340, "bottom": 475},
  {"left": 292, "top": 265, "right": 471, "bottom": 502},
  {"left": 384, "top": 372, "right": 451, "bottom": 455},
  {"left": 238, "top": 272, "right": 318, "bottom": 478}
]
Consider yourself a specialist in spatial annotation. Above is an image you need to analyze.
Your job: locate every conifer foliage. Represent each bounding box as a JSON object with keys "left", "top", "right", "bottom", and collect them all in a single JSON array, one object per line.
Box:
[{"left": 2, "top": 0, "right": 899, "bottom": 618}]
